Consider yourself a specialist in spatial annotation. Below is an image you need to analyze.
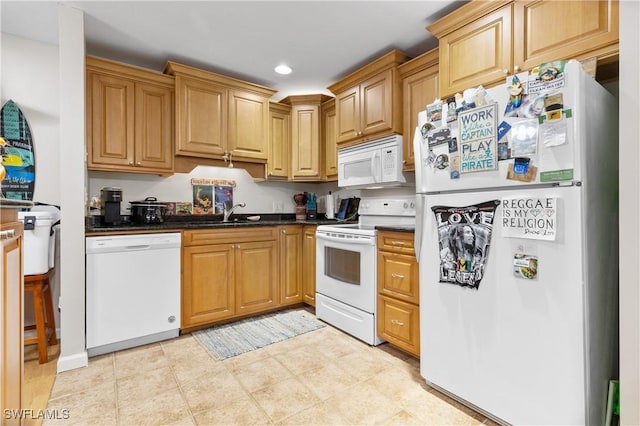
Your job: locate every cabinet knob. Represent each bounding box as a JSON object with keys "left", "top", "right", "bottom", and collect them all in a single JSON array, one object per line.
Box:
[
  {"left": 137, "top": 162, "right": 141, "bottom": 166},
  {"left": 514, "top": 65, "right": 520, "bottom": 72},
  {"left": 129, "top": 161, "right": 134, "bottom": 165},
  {"left": 391, "top": 319, "right": 405, "bottom": 327},
  {"left": 503, "top": 69, "right": 509, "bottom": 74},
  {"left": 282, "top": 230, "right": 286, "bottom": 234}
]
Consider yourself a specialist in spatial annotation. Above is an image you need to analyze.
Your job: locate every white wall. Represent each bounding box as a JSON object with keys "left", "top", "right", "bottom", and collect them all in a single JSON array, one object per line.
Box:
[
  {"left": 619, "top": 1, "right": 640, "bottom": 424},
  {"left": 0, "top": 34, "right": 63, "bottom": 334}
]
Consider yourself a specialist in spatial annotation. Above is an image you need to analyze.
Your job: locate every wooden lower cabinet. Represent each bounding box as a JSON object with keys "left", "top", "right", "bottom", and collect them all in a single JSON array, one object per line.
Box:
[
  {"left": 279, "top": 226, "right": 303, "bottom": 306},
  {"left": 1, "top": 209, "right": 24, "bottom": 423},
  {"left": 302, "top": 225, "right": 317, "bottom": 306},
  {"left": 181, "top": 228, "right": 278, "bottom": 329},
  {"left": 376, "top": 230, "right": 420, "bottom": 357},
  {"left": 235, "top": 240, "right": 278, "bottom": 315}
]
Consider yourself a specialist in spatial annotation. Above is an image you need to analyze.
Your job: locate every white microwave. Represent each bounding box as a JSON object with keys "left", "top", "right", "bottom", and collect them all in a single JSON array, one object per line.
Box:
[{"left": 338, "top": 135, "right": 408, "bottom": 189}]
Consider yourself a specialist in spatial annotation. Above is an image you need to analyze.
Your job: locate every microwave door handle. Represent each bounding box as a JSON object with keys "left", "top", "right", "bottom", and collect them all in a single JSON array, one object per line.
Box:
[{"left": 371, "top": 151, "right": 379, "bottom": 182}]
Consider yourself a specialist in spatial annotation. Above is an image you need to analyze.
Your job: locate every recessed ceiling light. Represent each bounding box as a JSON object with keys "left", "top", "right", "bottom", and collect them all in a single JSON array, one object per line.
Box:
[{"left": 274, "top": 64, "right": 292, "bottom": 75}]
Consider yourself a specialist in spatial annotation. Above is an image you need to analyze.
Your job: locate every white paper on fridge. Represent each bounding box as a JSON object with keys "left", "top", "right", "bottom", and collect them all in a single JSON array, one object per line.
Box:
[{"left": 501, "top": 197, "right": 557, "bottom": 241}]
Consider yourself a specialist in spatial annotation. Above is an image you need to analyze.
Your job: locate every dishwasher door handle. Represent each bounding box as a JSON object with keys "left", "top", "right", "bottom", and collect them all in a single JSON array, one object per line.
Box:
[{"left": 125, "top": 244, "right": 151, "bottom": 250}]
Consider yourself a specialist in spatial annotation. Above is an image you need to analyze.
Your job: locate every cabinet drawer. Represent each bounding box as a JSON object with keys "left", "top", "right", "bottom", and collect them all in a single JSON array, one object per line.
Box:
[
  {"left": 377, "top": 295, "right": 419, "bottom": 357},
  {"left": 377, "top": 231, "right": 415, "bottom": 254},
  {"left": 377, "top": 251, "right": 419, "bottom": 304},
  {"left": 183, "top": 227, "right": 278, "bottom": 246}
]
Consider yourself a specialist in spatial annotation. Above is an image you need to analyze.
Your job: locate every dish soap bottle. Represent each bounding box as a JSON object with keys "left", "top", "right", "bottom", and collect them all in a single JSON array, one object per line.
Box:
[{"left": 306, "top": 193, "right": 317, "bottom": 220}]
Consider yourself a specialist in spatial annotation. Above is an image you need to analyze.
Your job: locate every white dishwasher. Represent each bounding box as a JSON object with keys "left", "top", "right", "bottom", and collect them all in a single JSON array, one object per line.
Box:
[{"left": 86, "top": 232, "right": 181, "bottom": 357}]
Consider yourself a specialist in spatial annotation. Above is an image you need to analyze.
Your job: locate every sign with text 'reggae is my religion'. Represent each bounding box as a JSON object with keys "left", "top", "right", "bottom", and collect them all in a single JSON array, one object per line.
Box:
[
  {"left": 458, "top": 103, "right": 498, "bottom": 174},
  {"left": 501, "top": 197, "right": 557, "bottom": 241}
]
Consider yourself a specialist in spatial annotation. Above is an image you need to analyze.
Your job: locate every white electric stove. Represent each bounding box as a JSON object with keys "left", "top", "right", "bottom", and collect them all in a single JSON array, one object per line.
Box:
[{"left": 315, "top": 197, "right": 416, "bottom": 345}]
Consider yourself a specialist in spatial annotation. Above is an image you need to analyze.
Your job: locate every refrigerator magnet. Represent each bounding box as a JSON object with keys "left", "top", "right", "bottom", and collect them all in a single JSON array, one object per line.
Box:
[
  {"left": 506, "top": 161, "right": 538, "bottom": 182},
  {"left": 435, "top": 154, "right": 449, "bottom": 170},
  {"left": 513, "top": 253, "right": 538, "bottom": 280}
]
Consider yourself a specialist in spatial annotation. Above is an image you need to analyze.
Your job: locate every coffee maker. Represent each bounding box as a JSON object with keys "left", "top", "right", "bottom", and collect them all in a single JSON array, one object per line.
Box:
[{"left": 100, "top": 187, "right": 123, "bottom": 226}]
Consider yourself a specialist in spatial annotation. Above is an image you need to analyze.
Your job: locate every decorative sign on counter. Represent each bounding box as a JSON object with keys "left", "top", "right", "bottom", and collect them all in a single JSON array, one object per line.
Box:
[
  {"left": 191, "top": 178, "right": 236, "bottom": 215},
  {"left": 501, "top": 197, "right": 557, "bottom": 241}
]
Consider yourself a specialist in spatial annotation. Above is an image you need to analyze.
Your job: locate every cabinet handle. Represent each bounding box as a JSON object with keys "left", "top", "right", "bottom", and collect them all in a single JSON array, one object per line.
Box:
[
  {"left": 391, "top": 319, "right": 405, "bottom": 327},
  {"left": 391, "top": 273, "right": 405, "bottom": 279},
  {"left": 392, "top": 241, "right": 405, "bottom": 246},
  {"left": 0, "top": 229, "right": 15, "bottom": 239}
]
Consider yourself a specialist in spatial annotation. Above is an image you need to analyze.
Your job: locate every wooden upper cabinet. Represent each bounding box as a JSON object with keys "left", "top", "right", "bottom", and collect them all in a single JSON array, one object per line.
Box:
[
  {"left": 398, "top": 48, "right": 439, "bottom": 171},
  {"left": 513, "top": 0, "right": 619, "bottom": 72},
  {"left": 328, "top": 50, "right": 409, "bottom": 148},
  {"left": 281, "top": 94, "right": 332, "bottom": 181},
  {"left": 86, "top": 56, "right": 174, "bottom": 175},
  {"left": 228, "top": 89, "right": 271, "bottom": 160},
  {"left": 322, "top": 98, "right": 338, "bottom": 181},
  {"left": 165, "top": 61, "right": 276, "bottom": 163},
  {"left": 429, "top": 0, "right": 619, "bottom": 98},
  {"left": 268, "top": 102, "right": 291, "bottom": 180},
  {"left": 174, "top": 74, "right": 226, "bottom": 157}
]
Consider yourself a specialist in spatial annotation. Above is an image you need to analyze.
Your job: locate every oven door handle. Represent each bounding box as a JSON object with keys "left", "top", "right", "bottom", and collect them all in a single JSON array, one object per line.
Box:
[{"left": 316, "top": 233, "right": 375, "bottom": 246}]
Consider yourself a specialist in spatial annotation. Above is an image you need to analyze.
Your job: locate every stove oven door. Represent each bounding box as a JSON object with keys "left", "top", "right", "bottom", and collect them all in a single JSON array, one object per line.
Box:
[{"left": 315, "top": 230, "right": 376, "bottom": 313}]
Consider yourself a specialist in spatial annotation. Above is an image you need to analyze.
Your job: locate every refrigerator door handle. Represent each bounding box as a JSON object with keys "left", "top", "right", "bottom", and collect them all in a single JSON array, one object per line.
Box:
[
  {"left": 412, "top": 126, "right": 423, "bottom": 194},
  {"left": 414, "top": 195, "right": 424, "bottom": 261}
]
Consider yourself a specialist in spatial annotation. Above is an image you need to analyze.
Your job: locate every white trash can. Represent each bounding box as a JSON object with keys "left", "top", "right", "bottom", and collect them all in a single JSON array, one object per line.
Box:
[{"left": 18, "top": 210, "right": 59, "bottom": 275}]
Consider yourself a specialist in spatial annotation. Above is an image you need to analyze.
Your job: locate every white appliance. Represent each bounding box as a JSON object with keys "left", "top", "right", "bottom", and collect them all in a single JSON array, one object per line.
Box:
[
  {"left": 18, "top": 209, "right": 59, "bottom": 275},
  {"left": 316, "top": 197, "right": 415, "bottom": 345},
  {"left": 338, "top": 135, "right": 410, "bottom": 189},
  {"left": 414, "top": 60, "right": 618, "bottom": 425},
  {"left": 86, "top": 232, "right": 181, "bottom": 356}
]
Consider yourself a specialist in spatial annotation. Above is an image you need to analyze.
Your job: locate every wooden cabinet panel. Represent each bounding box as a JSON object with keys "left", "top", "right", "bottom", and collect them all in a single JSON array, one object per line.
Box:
[
  {"left": 360, "top": 69, "right": 393, "bottom": 136},
  {"left": 235, "top": 240, "right": 278, "bottom": 315},
  {"left": 513, "top": 0, "right": 619, "bottom": 71},
  {"left": 228, "top": 89, "right": 269, "bottom": 160},
  {"left": 135, "top": 82, "right": 173, "bottom": 170},
  {"left": 399, "top": 49, "right": 439, "bottom": 171},
  {"left": 86, "top": 56, "right": 174, "bottom": 174},
  {"left": 438, "top": 5, "right": 512, "bottom": 97},
  {"left": 279, "top": 226, "right": 303, "bottom": 305},
  {"left": 183, "top": 227, "right": 278, "bottom": 246},
  {"left": 1, "top": 212, "right": 24, "bottom": 419},
  {"left": 335, "top": 85, "right": 360, "bottom": 144},
  {"left": 291, "top": 104, "right": 321, "bottom": 178},
  {"left": 176, "top": 75, "right": 226, "bottom": 157},
  {"left": 377, "top": 230, "right": 419, "bottom": 357},
  {"left": 322, "top": 99, "right": 338, "bottom": 180},
  {"left": 182, "top": 245, "right": 235, "bottom": 327},
  {"left": 302, "top": 225, "right": 317, "bottom": 306},
  {"left": 377, "top": 295, "right": 420, "bottom": 357},
  {"left": 268, "top": 102, "right": 291, "bottom": 179},
  {"left": 89, "top": 72, "right": 135, "bottom": 167}
]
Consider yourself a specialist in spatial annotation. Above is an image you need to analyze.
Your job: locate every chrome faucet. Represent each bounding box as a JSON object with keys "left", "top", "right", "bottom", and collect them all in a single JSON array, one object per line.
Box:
[{"left": 223, "top": 202, "right": 246, "bottom": 222}]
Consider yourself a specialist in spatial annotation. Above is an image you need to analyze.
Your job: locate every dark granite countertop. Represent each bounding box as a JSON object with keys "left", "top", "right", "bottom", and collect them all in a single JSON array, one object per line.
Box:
[
  {"left": 86, "top": 213, "right": 350, "bottom": 234},
  {"left": 375, "top": 225, "right": 415, "bottom": 233}
]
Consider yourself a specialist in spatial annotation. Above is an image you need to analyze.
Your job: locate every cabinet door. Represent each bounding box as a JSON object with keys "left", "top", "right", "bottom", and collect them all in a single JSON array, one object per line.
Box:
[
  {"left": 228, "top": 89, "right": 269, "bottom": 160},
  {"left": 377, "top": 295, "right": 420, "bottom": 357},
  {"left": 302, "top": 225, "right": 317, "bottom": 306},
  {"left": 290, "top": 103, "right": 322, "bottom": 179},
  {"left": 88, "top": 72, "right": 135, "bottom": 168},
  {"left": 235, "top": 240, "right": 278, "bottom": 315},
  {"left": 182, "top": 244, "right": 235, "bottom": 328},
  {"left": 322, "top": 100, "right": 338, "bottom": 180},
  {"left": 378, "top": 251, "right": 419, "bottom": 304},
  {"left": 175, "top": 75, "right": 226, "bottom": 157},
  {"left": 279, "top": 226, "right": 303, "bottom": 305},
  {"left": 360, "top": 69, "right": 394, "bottom": 137},
  {"left": 268, "top": 105, "right": 290, "bottom": 179},
  {"left": 438, "top": 5, "right": 513, "bottom": 97},
  {"left": 402, "top": 64, "right": 439, "bottom": 171},
  {"left": 335, "top": 85, "right": 360, "bottom": 144},
  {"left": 513, "top": 0, "right": 619, "bottom": 71},
  {"left": 1, "top": 221, "right": 23, "bottom": 419},
  {"left": 135, "top": 82, "right": 173, "bottom": 171}
]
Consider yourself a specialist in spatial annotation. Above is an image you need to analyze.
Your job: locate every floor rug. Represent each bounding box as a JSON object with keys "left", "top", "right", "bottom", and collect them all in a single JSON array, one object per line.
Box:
[{"left": 193, "top": 309, "right": 326, "bottom": 360}]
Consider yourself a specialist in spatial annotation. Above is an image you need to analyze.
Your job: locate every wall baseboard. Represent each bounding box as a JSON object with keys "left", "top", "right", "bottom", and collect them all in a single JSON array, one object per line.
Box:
[{"left": 56, "top": 351, "right": 88, "bottom": 373}]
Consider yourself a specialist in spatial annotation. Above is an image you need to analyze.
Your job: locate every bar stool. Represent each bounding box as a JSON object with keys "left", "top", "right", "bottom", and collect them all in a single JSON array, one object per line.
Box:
[{"left": 24, "top": 269, "right": 57, "bottom": 364}]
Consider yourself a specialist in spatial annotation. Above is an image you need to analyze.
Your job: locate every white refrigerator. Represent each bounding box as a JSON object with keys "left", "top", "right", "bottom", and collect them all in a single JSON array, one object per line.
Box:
[{"left": 413, "top": 61, "right": 618, "bottom": 425}]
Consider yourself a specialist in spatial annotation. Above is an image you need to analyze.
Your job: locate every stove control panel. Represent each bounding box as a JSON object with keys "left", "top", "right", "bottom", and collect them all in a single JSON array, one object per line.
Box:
[{"left": 358, "top": 198, "right": 416, "bottom": 216}]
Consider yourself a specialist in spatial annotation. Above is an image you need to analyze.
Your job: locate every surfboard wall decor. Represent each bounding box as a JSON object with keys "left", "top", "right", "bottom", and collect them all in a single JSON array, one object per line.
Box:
[{"left": 0, "top": 99, "right": 36, "bottom": 200}]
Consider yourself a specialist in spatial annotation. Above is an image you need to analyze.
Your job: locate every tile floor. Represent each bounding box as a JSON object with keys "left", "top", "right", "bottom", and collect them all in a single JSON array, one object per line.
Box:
[{"left": 37, "top": 310, "right": 496, "bottom": 426}]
